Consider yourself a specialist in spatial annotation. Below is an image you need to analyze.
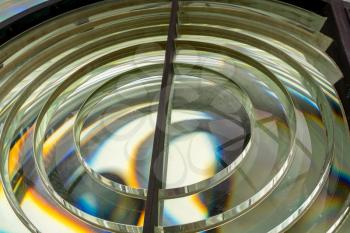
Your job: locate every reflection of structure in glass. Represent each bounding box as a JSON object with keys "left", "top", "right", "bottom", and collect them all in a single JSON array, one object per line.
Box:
[{"left": 0, "top": 0, "right": 349, "bottom": 233}]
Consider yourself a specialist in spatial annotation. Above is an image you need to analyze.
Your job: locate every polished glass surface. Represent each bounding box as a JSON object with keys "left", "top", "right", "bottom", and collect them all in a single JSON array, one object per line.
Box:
[{"left": 0, "top": 1, "right": 349, "bottom": 233}]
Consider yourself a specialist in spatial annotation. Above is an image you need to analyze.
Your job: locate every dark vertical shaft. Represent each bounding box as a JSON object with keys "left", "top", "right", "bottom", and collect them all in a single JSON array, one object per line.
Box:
[{"left": 143, "top": 0, "right": 179, "bottom": 232}]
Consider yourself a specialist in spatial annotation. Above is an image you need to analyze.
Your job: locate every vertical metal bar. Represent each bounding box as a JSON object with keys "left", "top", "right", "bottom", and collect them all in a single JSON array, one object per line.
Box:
[{"left": 143, "top": 0, "right": 179, "bottom": 232}]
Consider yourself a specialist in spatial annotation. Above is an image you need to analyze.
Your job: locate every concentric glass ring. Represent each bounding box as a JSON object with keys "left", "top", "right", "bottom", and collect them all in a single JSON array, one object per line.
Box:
[{"left": 0, "top": 1, "right": 350, "bottom": 233}]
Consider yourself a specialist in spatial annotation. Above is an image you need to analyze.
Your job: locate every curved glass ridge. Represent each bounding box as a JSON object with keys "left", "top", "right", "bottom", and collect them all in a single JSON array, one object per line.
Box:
[{"left": 0, "top": 1, "right": 349, "bottom": 233}]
